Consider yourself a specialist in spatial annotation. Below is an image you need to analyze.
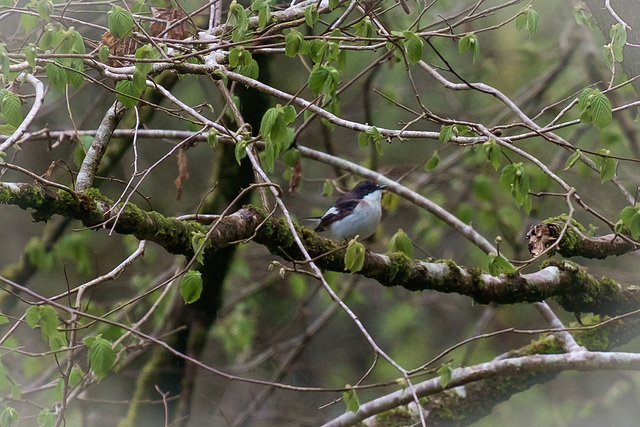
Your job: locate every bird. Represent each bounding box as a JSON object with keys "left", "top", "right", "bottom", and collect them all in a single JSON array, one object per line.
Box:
[{"left": 310, "top": 180, "right": 386, "bottom": 240}]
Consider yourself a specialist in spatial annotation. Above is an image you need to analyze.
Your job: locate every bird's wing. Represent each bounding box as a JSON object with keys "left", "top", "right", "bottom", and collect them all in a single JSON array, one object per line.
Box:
[{"left": 314, "top": 199, "right": 359, "bottom": 232}]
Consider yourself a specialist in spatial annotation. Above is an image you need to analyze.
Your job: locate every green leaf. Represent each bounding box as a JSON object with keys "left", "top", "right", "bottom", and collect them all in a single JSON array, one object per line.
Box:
[
  {"left": 25, "top": 306, "right": 40, "bottom": 329},
  {"left": 0, "top": 45, "right": 9, "bottom": 77},
  {"left": 304, "top": 4, "right": 319, "bottom": 28},
  {"left": 0, "top": 92, "right": 23, "bottom": 128},
  {"left": 20, "top": 13, "right": 39, "bottom": 32},
  {"left": 425, "top": 151, "right": 439, "bottom": 171},
  {"left": 98, "top": 45, "right": 110, "bottom": 62},
  {"left": 343, "top": 387, "right": 360, "bottom": 413},
  {"left": 190, "top": 231, "right": 206, "bottom": 264},
  {"left": 24, "top": 306, "right": 58, "bottom": 340},
  {"left": 134, "top": 44, "right": 157, "bottom": 75},
  {"left": 64, "top": 58, "right": 84, "bottom": 89},
  {"left": 283, "top": 148, "right": 300, "bottom": 167},
  {"left": 285, "top": 29, "right": 303, "bottom": 58},
  {"left": 487, "top": 253, "right": 514, "bottom": 276},
  {"left": 260, "top": 107, "right": 278, "bottom": 138},
  {"left": 344, "top": 239, "right": 365, "bottom": 273},
  {"left": 483, "top": 138, "right": 501, "bottom": 170},
  {"left": 595, "top": 149, "right": 616, "bottom": 182},
  {"left": 48, "top": 331, "right": 67, "bottom": 351},
  {"left": 37, "top": 0, "right": 53, "bottom": 21},
  {"left": 438, "top": 364, "right": 453, "bottom": 388},
  {"left": 388, "top": 229, "right": 413, "bottom": 258},
  {"left": 439, "top": 125, "right": 454, "bottom": 143},
  {"left": 590, "top": 92, "right": 612, "bottom": 129},
  {"left": 257, "top": 2, "right": 271, "bottom": 28},
  {"left": 358, "top": 131, "right": 370, "bottom": 148},
  {"left": 69, "top": 365, "right": 84, "bottom": 387},
  {"left": 0, "top": 407, "right": 18, "bottom": 427},
  {"left": 516, "top": 7, "right": 538, "bottom": 35},
  {"left": 354, "top": 17, "right": 374, "bottom": 39},
  {"left": 236, "top": 59, "right": 259, "bottom": 79},
  {"left": 115, "top": 80, "right": 142, "bottom": 108},
  {"left": 207, "top": 129, "right": 219, "bottom": 148},
  {"left": 458, "top": 33, "right": 479, "bottom": 62},
  {"left": 180, "top": 270, "right": 203, "bottom": 304},
  {"left": 45, "top": 61, "right": 67, "bottom": 91},
  {"left": 620, "top": 205, "right": 638, "bottom": 224},
  {"left": 404, "top": 32, "right": 423, "bottom": 64},
  {"left": 500, "top": 163, "right": 530, "bottom": 210},
  {"left": 234, "top": 139, "right": 248, "bottom": 164},
  {"left": 84, "top": 335, "right": 115, "bottom": 380},
  {"left": 630, "top": 214, "right": 640, "bottom": 240},
  {"left": 37, "top": 409, "right": 56, "bottom": 427},
  {"left": 308, "top": 66, "right": 329, "bottom": 95},
  {"left": 108, "top": 6, "right": 135, "bottom": 38},
  {"left": 38, "top": 306, "right": 58, "bottom": 338},
  {"left": 564, "top": 149, "right": 582, "bottom": 170},
  {"left": 610, "top": 23, "right": 627, "bottom": 47},
  {"left": 229, "top": 1, "right": 249, "bottom": 42},
  {"left": 24, "top": 45, "right": 37, "bottom": 68},
  {"left": 322, "top": 180, "right": 333, "bottom": 197}
]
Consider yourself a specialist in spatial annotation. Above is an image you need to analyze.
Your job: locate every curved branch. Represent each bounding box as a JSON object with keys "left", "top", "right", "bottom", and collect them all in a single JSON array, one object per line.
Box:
[{"left": 0, "top": 73, "right": 45, "bottom": 152}]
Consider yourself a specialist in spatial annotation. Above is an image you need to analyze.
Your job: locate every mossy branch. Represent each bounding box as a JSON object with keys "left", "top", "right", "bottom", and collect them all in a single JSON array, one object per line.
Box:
[{"left": 1, "top": 182, "right": 640, "bottom": 315}]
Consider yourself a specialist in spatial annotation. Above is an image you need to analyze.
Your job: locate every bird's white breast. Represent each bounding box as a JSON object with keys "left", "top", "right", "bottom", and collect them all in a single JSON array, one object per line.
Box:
[{"left": 327, "top": 190, "right": 382, "bottom": 240}]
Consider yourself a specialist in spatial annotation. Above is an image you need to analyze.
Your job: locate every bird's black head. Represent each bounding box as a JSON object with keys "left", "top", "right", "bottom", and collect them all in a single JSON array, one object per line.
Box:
[{"left": 350, "top": 180, "right": 386, "bottom": 197}]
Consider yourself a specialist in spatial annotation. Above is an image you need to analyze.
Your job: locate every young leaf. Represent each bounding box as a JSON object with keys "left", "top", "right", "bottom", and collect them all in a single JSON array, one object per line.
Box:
[
  {"left": 37, "top": 409, "right": 56, "bottom": 427},
  {"left": 439, "top": 124, "right": 454, "bottom": 143},
  {"left": 45, "top": 61, "right": 67, "bottom": 91},
  {"left": 84, "top": 335, "right": 115, "bottom": 380},
  {"left": 236, "top": 59, "right": 259, "bottom": 79},
  {"left": 207, "top": 129, "right": 219, "bottom": 148},
  {"left": 564, "top": 149, "right": 582, "bottom": 170},
  {"left": 285, "top": 29, "right": 303, "bottom": 58},
  {"left": 69, "top": 365, "right": 84, "bottom": 387},
  {"left": 590, "top": 91, "right": 612, "bottom": 129},
  {"left": 610, "top": 23, "right": 627, "bottom": 48},
  {"left": 458, "top": 33, "right": 479, "bottom": 62},
  {"left": 20, "top": 13, "right": 39, "bottom": 32},
  {"left": 37, "top": 0, "right": 53, "bottom": 21},
  {"left": 308, "top": 66, "right": 329, "bottom": 95},
  {"left": 404, "top": 32, "right": 423, "bottom": 64},
  {"left": 358, "top": 131, "right": 370, "bottom": 148},
  {"left": 98, "top": 45, "right": 110, "bottom": 62},
  {"left": 180, "top": 270, "right": 203, "bottom": 304},
  {"left": 344, "top": 239, "right": 365, "bottom": 273},
  {"left": 283, "top": 148, "right": 300, "bottom": 167},
  {"left": 322, "top": 180, "right": 333, "bottom": 197},
  {"left": 190, "top": 231, "right": 206, "bottom": 265},
  {"left": 0, "top": 92, "right": 23, "bottom": 128},
  {"left": 38, "top": 305, "right": 58, "bottom": 338},
  {"left": 343, "top": 387, "right": 360, "bottom": 413},
  {"left": 595, "top": 149, "right": 616, "bottom": 182},
  {"left": 234, "top": 139, "right": 248, "bottom": 164},
  {"left": 24, "top": 45, "right": 37, "bottom": 68},
  {"left": 304, "top": 4, "right": 319, "bottom": 28},
  {"left": 425, "top": 151, "right": 439, "bottom": 171},
  {"left": 0, "top": 407, "right": 18, "bottom": 427},
  {"left": 438, "top": 364, "right": 453, "bottom": 388},
  {"left": 108, "top": 6, "right": 134, "bottom": 38},
  {"left": 487, "top": 253, "right": 514, "bottom": 276},
  {"left": 115, "top": 80, "right": 142, "bottom": 108},
  {"left": 483, "top": 138, "right": 501, "bottom": 170},
  {"left": 388, "top": 229, "right": 414, "bottom": 258}
]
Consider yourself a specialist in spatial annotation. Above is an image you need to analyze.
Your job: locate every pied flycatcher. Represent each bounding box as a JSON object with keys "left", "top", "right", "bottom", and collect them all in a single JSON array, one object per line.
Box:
[{"left": 311, "top": 180, "right": 386, "bottom": 240}]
